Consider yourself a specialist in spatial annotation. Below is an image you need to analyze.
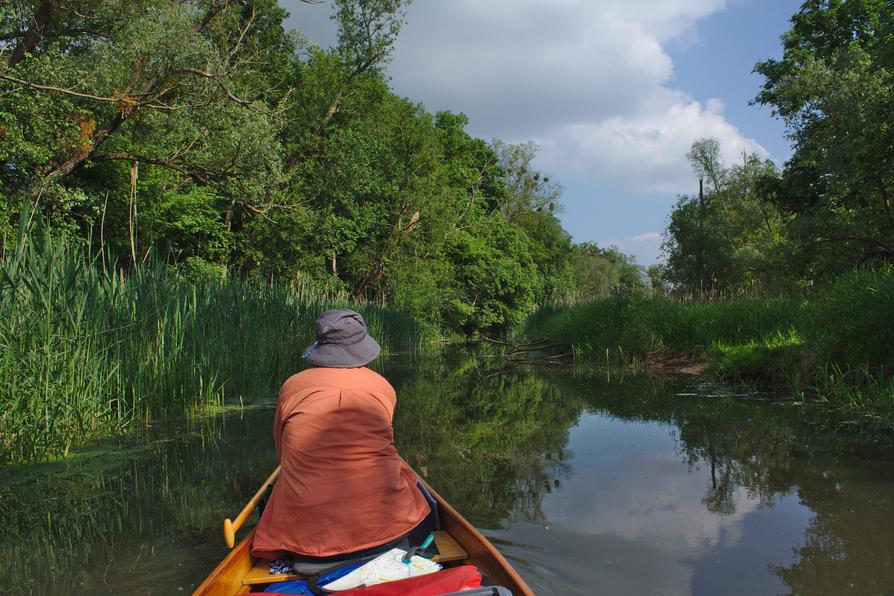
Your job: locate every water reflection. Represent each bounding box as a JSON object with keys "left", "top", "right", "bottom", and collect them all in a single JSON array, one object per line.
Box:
[
  {"left": 0, "top": 350, "right": 892, "bottom": 594},
  {"left": 0, "top": 412, "right": 279, "bottom": 594},
  {"left": 390, "top": 350, "right": 581, "bottom": 528},
  {"left": 482, "top": 367, "right": 894, "bottom": 595}
]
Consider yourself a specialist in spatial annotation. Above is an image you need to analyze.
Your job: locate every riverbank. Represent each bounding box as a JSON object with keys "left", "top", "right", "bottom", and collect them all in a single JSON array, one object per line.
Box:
[
  {"left": 522, "top": 267, "right": 894, "bottom": 432},
  {"left": 0, "top": 232, "right": 429, "bottom": 464}
]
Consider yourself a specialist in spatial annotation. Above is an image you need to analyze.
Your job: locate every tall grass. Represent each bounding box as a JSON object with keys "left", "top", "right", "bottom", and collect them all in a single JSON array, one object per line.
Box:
[
  {"left": 524, "top": 296, "right": 802, "bottom": 357},
  {"left": 804, "top": 267, "right": 894, "bottom": 370},
  {"left": 522, "top": 267, "right": 894, "bottom": 429},
  {"left": 0, "top": 229, "right": 429, "bottom": 464}
]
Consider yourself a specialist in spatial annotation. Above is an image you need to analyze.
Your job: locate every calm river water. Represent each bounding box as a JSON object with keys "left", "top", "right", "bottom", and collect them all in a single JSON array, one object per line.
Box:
[{"left": 2, "top": 349, "right": 893, "bottom": 594}]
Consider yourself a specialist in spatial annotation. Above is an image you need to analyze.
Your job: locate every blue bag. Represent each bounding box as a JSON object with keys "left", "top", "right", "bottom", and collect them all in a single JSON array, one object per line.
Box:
[{"left": 263, "top": 561, "right": 365, "bottom": 594}]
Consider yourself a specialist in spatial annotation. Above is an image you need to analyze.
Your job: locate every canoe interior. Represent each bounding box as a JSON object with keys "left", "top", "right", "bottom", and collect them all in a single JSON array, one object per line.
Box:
[{"left": 193, "top": 479, "right": 533, "bottom": 596}]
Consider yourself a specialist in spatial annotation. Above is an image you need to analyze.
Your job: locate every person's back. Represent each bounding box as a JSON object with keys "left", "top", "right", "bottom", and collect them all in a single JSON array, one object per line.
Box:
[{"left": 251, "top": 310, "right": 429, "bottom": 561}]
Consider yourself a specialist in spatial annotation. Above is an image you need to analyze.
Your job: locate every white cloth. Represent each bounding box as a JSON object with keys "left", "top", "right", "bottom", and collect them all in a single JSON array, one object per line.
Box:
[{"left": 322, "top": 548, "right": 442, "bottom": 591}]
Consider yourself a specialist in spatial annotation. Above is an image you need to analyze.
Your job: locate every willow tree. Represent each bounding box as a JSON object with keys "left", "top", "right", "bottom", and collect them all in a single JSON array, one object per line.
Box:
[{"left": 1, "top": 0, "right": 411, "bottom": 268}]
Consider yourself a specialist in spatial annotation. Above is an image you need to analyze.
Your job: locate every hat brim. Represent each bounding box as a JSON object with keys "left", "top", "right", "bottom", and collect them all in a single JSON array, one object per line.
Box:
[{"left": 304, "top": 334, "right": 381, "bottom": 368}]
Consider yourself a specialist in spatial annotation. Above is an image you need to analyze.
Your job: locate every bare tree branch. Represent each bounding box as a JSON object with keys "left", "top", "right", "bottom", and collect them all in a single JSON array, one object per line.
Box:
[
  {"left": 95, "top": 152, "right": 225, "bottom": 190},
  {"left": 7, "top": 0, "right": 54, "bottom": 67},
  {"left": 0, "top": 73, "right": 184, "bottom": 111},
  {"left": 0, "top": 73, "right": 121, "bottom": 101},
  {"left": 225, "top": 7, "right": 256, "bottom": 64},
  {"left": 175, "top": 67, "right": 280, "bottom": 116}
]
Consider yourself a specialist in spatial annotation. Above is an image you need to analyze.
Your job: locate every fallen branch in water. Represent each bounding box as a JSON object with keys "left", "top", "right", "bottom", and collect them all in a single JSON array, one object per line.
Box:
[{"left": 480, "top": 336, "right": 573, "bottom": 364}]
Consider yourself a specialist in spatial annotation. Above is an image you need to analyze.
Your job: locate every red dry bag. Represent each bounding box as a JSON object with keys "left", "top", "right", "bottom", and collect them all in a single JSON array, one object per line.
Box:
[{"left": 336, "top": 565, "right": 483, "bottom": 595}]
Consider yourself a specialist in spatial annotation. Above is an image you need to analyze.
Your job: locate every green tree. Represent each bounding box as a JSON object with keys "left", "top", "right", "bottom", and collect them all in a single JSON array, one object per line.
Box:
[
  {"left": 443, "top": 221, "right": 540, "bottom": 335},
  {"left": 491, "top": 140, "right": 572, "bottom": 303},
  {"left": 754, "top": 0, "right": 894, "bottom": 276},
  {"left": 646, "top": 264, "right": 669, "bottom": 296},
  {"left": 513, "top": 209, "right": 574, "bottom": 303},
  {"left": 687, "top": 136, "right": 725, "bottom": 193},
  {"left": 491, "top": 140, "right": 564, "bottom": 223},
  {"left": 568, "top": 242, "right": 646, "bottom": 302},
  {"left": 1, "top": 0, "right": 584, "bottom": 336},
  {"left": 1, "top": 0, "right": 412, "bottom": 264},
  {"left": 663, "top": 139, "right": 787, "bottom": 294},
  {"left": 1, "top": 0, "right": 300, "bottom": 261},
  {"left": 663, "top": 193, "right": 741, "bottom": 293}
]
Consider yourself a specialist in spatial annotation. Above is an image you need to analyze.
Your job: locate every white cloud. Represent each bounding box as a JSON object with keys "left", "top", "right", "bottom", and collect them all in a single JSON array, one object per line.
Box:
[
  {"left": 539, "top": 98, "right": 769, "bottom": 196},
  {"left": 388, "top": 1, "right": 681, "bottom": 137},
  {"left": 386, "top": 0, "right": 768, "bottom": 196},
  {"left": 283, "top": 0, "right": 769, "bottom": 198},
  {"left": 547, "top": 448, "right": 762, "bottom": 548},
  {"left": 601, "top": 232, "right": 664, "bottom": 265},
  {"left": 505, "top": 414, "right": 777, "bottom": 593}
]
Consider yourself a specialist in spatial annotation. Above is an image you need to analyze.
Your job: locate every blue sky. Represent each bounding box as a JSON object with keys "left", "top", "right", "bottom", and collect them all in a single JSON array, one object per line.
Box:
[
  {"left": 281, "top": 0, "right": 803, "bottom": 265},
  {"left": 558, "top": 0, "right": 802, "bottom": 263}
]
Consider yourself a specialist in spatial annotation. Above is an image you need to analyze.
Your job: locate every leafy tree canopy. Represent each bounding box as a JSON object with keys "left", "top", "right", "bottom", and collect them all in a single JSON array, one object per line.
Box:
[
  {"left": 1, "top": 0, "right": 616, "bottom": 335},
  {"left": 754, "top": 0, "right": 894, "bottom": 276}
]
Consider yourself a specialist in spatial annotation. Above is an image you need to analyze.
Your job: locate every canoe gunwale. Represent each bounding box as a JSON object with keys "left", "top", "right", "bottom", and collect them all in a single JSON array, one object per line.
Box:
[{"left": 193, "top": 475, "right": 534, "bottom": 596}]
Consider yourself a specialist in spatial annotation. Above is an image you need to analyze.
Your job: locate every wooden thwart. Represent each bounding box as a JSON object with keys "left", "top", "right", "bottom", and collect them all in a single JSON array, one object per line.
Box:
[
  {"left": 239, "top": 530, "right": 468, "bottom": 586},
  {"left": 431, "top": 530, "right": 468, "bottom": 563},
  {"left": 242, "top": 561, "right": 303, "bottom": 586}
]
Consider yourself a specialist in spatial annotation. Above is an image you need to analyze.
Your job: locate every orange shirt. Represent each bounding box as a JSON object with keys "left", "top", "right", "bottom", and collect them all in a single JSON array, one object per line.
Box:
[{"left": 251, "top": 367, "right": 430, "bottom": 559}]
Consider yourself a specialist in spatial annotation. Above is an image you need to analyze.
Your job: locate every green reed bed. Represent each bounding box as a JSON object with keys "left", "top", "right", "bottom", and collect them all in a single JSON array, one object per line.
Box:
[
  {"left": 522, "top": 267, "right": 894, "bottom": 429},
  {"left": 803, "top": 267, "right": 894, "bottom": 369},
  {"left": 524, "top": 295, "right": 801, "bottom": 358},
  {"left": 0, "top": 231, "right": 429, "bottom": 464}
]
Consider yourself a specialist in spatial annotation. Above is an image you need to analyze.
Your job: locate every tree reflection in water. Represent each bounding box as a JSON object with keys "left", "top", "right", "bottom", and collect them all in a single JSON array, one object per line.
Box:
[
  {"left": 0, "top": 348, "right": 892, "bottom": 594},
  {"left": 391, "top": 349, "right": 582, "bottom": 528},
  {"left": 534, "top": 366, "right": 894, "bottom": 594}
]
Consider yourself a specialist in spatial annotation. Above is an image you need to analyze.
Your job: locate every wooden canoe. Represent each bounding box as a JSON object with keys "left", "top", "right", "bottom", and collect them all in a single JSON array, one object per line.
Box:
[{"left": 193, "top": 478, "right": 534, "bottom": 595}]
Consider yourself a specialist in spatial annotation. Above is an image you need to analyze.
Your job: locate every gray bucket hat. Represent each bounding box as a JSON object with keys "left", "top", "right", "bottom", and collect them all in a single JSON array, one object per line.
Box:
[{"left": 302, "top": 309, "right": 381, "bottom": 368}]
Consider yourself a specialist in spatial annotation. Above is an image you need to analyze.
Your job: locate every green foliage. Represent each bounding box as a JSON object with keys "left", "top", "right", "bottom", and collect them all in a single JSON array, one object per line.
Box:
[
  {"left": 664, "top": 193, "right": 741, "bottom": 292},
  {"left": 524, "top": 296, "right": 799, "bottom": 358},
  {"left": 333, "top": 0, "right": 410, "bottom": 68},
  {"left": 646, "top": 263, "right": 669, "bottom": 295},
  {"left": 804, "top": 266, "right": 894, "bottom": 370},
  {"left": 443, "top": 221, "right": 539, "bottom": 335},
  {"left": 491, "top": 140, "right": 564, "bottom": 222},
  {"left": 0, "top": 0, "right": 584, "bottom": 336},
  {"left": 754, "top": 0, "right": 894, "bottom": 276},
  {"left": 812, "top": 365, "right": 894, "bottom": 431},
  {"left": 178, "top": 255, "right": 227, "bottom": 283},
  {"left": 709, "top": 330, "right": 804, "bottom": 381},
  {"left": 523, "top": 266, "right": 894, "bottom": 428},
  {"left": 0, "top": 228, "right": 428, "bottom": 463},
  {"left": 662, "top": 139, "right": 789, "bottom": 295},
  {"left": 568, "top": 242, "right": 647, "bottom": 302}
]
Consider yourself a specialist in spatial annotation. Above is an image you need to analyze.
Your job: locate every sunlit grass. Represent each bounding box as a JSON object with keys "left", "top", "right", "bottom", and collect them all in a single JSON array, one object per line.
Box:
[
  {"left": 709, "top": 330, "right": 804, "bottom": 382},
  {"left": 810, "top": 365, "right": 894, "bottom": 432},
  {"left": 523, "top": 296, "right": 801, "bottom": 360},
  {"left": 523, "top": 267, "right": 894, "bottom": 429}
]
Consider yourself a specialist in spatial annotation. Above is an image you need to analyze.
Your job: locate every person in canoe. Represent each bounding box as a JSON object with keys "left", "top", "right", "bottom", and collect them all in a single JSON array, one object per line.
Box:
[{"left": 250, "top": 309, "right": 431, "bottom": 573}]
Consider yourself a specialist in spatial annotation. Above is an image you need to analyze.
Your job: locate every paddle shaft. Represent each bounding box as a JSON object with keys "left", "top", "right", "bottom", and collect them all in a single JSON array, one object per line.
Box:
[{"left": 224, "top": 465, "right": 281, "bottom": 548}]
